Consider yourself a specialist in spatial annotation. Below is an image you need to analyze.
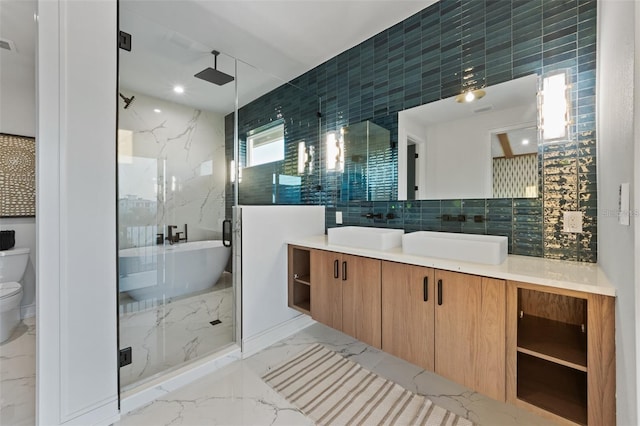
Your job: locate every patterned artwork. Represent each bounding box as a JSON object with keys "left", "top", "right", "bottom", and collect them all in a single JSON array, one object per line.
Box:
[
  {"left": 493, "top": 154, "right": 538, "bottom": 198},
  {"left": 0, "top": 134, "right": 36, "bottom": 217}
]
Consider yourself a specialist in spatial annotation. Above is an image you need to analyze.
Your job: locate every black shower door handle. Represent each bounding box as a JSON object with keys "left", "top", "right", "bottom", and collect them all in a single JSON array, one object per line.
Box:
[{"left": 222, "top": 219, "right": 232, "bottom": 247}]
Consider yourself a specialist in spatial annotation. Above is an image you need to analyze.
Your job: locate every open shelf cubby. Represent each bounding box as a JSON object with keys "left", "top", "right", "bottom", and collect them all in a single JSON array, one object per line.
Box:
[
  {"left": 518, "top": 315, "right": 587, "bottom": 370},
  {"left": 288, "top": 246, "right": 311, "bottom": 315},
  {"left": 517, "top": 352, "right": 587, "bottom": 425}
]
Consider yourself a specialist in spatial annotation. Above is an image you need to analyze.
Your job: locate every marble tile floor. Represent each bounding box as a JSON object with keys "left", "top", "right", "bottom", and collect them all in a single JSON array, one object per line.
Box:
[
  {"left": 119, "top": 322, "right": 557, "bottom": 426},
  {"left": 0, "top": 316, "right": 36, "bottom": 426},
  {"left": 119, "top": 272, "right": 234, "bottom": 389}
]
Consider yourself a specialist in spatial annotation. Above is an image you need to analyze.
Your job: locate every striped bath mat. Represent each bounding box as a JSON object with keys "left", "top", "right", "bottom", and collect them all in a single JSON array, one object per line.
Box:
[{"left": 263, "top": 344, "right": 474, "bottom": 426}]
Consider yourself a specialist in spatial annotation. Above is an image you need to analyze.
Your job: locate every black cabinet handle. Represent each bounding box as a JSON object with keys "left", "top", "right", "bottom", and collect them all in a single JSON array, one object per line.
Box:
[
  {"left": 437, "top": 279, "right": 443, "bottom": 305},
  {"left": 342, "top": 261, "right": 347, "bottom": 281},
  {"left": 334, "top": 259, "right": 339, "bottom": 279},
  {"left": 423, "top": 277, "right": 428, "bottom": 302}
]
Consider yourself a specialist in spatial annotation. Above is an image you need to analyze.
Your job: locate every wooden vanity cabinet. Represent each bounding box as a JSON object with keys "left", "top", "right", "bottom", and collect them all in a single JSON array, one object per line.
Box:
[
  {"left": 289, "top": 245, "right": 615, "bottom": 424},
  {"left": 380, "top": 264, "right": 505, "bottom": 401},
  {"left": 506, "top": 281, "right": 615, "bottom": 425},
  {"left": 310, "top": 249, "right": 381, "bottom": 348},
  {"left": 381, "top": 262, "right": 435, "bottom": 372},
  {"left": 434, "top": 270, "right": 506, "bottom": 401}
]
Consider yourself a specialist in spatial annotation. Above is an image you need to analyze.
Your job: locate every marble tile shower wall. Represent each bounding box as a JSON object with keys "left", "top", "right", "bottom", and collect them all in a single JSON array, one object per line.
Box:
[{"left": 227, "top": 0, "right": 597, "bottom": 262}]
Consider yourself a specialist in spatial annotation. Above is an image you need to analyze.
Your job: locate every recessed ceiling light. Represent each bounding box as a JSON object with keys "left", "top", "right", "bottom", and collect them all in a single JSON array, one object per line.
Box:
[
  {"left": 153, "top": 108, "right": 162, "bottom": 113},
  {"left": 173, "top": 85, "right": 184, "bottom": 94},
  {"left": 522, "top": 139, "right": 530, "bottom": 145}
]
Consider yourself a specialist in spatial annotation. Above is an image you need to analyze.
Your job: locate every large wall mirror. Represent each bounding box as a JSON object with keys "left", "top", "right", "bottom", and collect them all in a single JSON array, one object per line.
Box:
[{"left": 397, "top": 74, "right": 539, "bottom": 200}]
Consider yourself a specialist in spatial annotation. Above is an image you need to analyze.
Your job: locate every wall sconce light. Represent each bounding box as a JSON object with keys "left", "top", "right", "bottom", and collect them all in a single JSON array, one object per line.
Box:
[
  {"left": 455, "top": 89, "right": 486, "bottom": 103},
  {"left": 540, "top": 70, "right": 571, "bottom": 142},
  {"left": 326, "top": 131, "right": 344, "bottom": 172}
]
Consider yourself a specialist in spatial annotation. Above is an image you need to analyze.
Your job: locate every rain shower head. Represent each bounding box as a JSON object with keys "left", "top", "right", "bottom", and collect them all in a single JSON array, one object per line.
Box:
[
  {"left": 194, "top": 50, "right": 234, "bottom": 86},
  {"left": 119, "top": 92, "right": 136, "bottom": 109}
]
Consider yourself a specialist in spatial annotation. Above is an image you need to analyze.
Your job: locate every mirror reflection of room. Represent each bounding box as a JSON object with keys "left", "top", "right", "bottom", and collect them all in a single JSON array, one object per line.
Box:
[{"left": 398, "top": 74, "right": 539, "bottom": 200}]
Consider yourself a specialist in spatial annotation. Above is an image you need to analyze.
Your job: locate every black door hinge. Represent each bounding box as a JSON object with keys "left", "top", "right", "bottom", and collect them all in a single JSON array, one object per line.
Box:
[
  {"left": 414, "top": 153, "right": 419, "bottom": 159},
  {"left": 414, "top": 186, "right": 419, "bottom": 190},
  {"left": 119, "top": 347, "right": 132, "bottom": 367},
  {"left": 119, "top": 31, "right": 132, "bottom": 51}
]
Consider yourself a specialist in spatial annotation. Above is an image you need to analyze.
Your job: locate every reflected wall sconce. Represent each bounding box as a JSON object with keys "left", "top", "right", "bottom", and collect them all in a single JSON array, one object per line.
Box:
[
  {"left": 230, "top": 160, "right": 242, "bottom": 183},
  {"left": 326, "top": 131, "right": 344, "bottom": 172},
  {"left": 296, "top": 141, "right": 315, "bottom": 175},
  {"left": 455, "top": 89, "right": 486, "bottom": 103},
  {"left": 297, "top": 141, "right": 307, "bottom": 175},
  {"left": 539, "top": 70, "right": 571, "bottom": 142}
]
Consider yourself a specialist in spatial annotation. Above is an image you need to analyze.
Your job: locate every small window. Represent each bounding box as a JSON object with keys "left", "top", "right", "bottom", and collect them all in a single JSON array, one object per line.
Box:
[{"left": 247, "top": 123, "right": 284, "bottom": 167}]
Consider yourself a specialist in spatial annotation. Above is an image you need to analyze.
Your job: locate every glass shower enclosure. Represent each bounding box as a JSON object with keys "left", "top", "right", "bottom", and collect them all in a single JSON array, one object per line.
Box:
[{"left": 116, "top": 7, "right": 237, "bottom": 391}]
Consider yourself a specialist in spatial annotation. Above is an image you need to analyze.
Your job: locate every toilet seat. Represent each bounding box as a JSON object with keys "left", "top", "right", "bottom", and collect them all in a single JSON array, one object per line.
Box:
[{"left": 0, "top": 282, "right": 21, "bottom": 299}]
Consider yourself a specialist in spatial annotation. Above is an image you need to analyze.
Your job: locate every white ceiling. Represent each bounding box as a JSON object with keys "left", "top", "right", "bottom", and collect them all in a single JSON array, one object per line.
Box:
[
  {"left": 119, "top": 0, "right": 436, "bottom": 114},
  {"left": 2, "top": 0, "right": 436, "bottom": 116},
  {"left": 400, "top": 74, "right": 540, "bottom": 157}
]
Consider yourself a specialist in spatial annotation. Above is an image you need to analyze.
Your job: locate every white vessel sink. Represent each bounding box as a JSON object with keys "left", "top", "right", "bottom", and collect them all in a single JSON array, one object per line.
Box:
[
  {"left": 327, "top": 226, "right": 403, "bottom": 251},
  {"left": 402, "top": 231, "right": 508, "bottom": 265}
]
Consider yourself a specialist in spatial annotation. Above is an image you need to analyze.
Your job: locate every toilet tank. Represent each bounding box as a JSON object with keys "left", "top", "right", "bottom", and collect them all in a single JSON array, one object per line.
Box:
[{"left": 0, "top": 247, "right": 30, "bottom": 282}]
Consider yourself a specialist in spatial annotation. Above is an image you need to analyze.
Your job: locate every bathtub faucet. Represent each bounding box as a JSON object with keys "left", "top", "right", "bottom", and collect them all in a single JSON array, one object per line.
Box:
[
  {"left": 166, "top": 224, "right": 188, "bottom": 244},
  {"left": 176, "top": 224, "right": 188, "bottom": 243},
  {"left": 166, "top": 225, "right": 178, "bottom": 245}
]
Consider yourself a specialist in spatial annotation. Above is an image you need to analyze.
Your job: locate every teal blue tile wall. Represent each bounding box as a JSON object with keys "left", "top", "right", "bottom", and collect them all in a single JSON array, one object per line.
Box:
[{"left": 226, "top": 0, "right": 597, "bottom": 262}]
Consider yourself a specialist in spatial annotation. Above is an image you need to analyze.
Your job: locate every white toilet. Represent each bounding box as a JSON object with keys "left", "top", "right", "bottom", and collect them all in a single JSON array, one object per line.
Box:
[{"left": 0, "top": 247, "right": 29, "bottom": 343}]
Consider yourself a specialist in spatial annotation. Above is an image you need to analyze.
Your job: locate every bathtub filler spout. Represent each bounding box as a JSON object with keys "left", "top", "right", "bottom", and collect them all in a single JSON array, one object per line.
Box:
[
  {"left": 166, "top": 225, "right": 178, "bottom": 244},
  {"left": 166, "top": 224, "right": 188, "bottom": 244}
]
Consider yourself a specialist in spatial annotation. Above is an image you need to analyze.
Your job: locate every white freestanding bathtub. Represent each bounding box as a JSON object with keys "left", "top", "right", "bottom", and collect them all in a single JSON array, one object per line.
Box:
[{"left": 118, "top": 240, "right": 230, "bottom": 301}]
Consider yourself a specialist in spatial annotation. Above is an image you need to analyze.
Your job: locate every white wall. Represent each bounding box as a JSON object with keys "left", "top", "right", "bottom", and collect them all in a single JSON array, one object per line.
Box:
[
  {"left": 37, "top": 0, "right": 119, "bottom": 424},
  {"left": 597, "top": 1, "right": 637, "bottom": 425},
  {"left": 240, "top": 205, "right": 324, "bottom": 341},
  {"left": 0, "top": 0, "right": 37, "bottom": 317},
  {"left": 635, "top": 0, "right": 640, "bottom": 419}
]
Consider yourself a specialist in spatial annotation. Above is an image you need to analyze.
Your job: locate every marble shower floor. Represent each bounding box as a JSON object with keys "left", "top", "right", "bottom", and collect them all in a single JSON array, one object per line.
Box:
[
  {"left": 118, "top": 322, "right": 558, "bottom": 426},
  {"left": 0, "top": 316, "right": 36, "bottom": 426},
  {"left": 119, "top": 273, "right": 235, "bottom": 389}
]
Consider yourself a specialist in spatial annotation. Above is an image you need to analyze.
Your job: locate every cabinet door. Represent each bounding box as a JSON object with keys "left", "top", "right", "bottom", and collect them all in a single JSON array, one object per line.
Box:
[
  {"left": 310, "top": 250, "right": 342, "bottom": 329},
  {"left": 434, "top": 270, "right": 481, "bottom": 390},
  {"left": 475, "top": 277, "right": 506, "bottom": 401},
  {"left": 342, "top": 254, "right": 381, "bottom": 348},
  {"left": 382, "top": 261, "right": 435, "bottom": 371}
]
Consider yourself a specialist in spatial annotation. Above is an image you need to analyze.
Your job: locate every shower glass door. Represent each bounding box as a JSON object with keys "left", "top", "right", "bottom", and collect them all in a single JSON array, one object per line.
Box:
[{"left": 117, "top": 4, "right": 238, "bottom": 391}]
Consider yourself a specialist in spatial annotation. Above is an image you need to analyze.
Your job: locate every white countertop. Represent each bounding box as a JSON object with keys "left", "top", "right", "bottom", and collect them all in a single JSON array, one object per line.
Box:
[{"left": 288, "top": 235, "right": 616, "bottom": 297}]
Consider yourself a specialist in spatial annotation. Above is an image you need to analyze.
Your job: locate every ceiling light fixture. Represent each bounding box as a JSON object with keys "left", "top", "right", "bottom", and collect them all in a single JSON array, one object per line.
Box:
[
  {"left": 173, "top": 85, "right": 184, "bottom": 94},
  {"left": 522, "top": 139, "right": 529, "bottom": 145},
  {"left": 455, "top": 89, "right": 486, "bottom": 103},
  {"left": 153, "top": 108, "right": 162, "bottom": 113}
]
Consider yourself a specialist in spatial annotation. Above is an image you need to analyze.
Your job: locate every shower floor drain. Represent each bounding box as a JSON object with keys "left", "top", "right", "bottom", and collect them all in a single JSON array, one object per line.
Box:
[{"left": 210, "top": 319, "right": 222, "bottom": 326}]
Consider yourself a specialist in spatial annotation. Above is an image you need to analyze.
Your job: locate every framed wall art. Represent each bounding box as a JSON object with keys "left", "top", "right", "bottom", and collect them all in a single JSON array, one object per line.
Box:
[{"left": 0, "top": 133, "right": 36, "bottom": 217}]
